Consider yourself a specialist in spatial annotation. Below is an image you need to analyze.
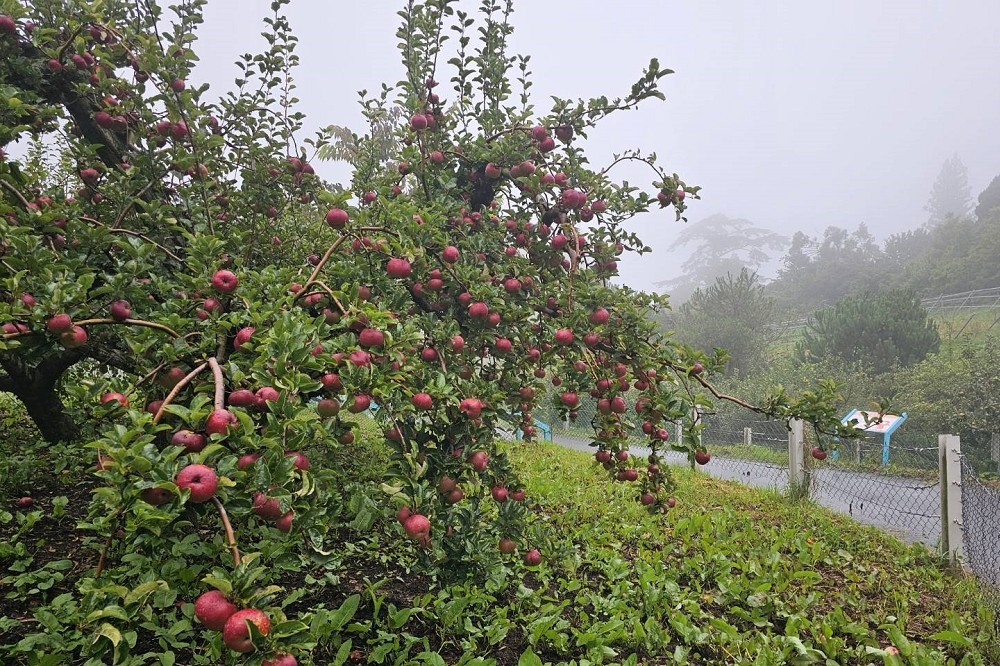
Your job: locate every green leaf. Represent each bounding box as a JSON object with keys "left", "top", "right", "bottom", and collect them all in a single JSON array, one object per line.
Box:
[
  {"left": 518, "top": 647, "right": 543, "bottom": 666},
  {"left": 125, "top": 580, "right": 169, "bottom": 606},
  {"left": 94, "top": 622, "right": 122, "bottom": 647}
]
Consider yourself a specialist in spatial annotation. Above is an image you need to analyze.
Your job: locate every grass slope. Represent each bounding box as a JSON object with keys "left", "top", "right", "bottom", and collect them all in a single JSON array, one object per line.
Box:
[{"left": 506, "top": 441, "right": 998, "bottom": 665}]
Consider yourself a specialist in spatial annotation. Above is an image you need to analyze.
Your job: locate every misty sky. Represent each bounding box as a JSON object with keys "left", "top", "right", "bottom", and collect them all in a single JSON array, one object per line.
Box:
[{"left": 191, "top": 0, "right": 1000, "bottom": 293}]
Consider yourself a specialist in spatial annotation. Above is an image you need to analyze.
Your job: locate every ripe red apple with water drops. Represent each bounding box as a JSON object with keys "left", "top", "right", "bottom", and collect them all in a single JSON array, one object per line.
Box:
[
  {"left": 194, "top": 589, "right": 238, "bottom": 631},
  {"left": 222, "top": 608, "right": 271, "bottom": 653}
]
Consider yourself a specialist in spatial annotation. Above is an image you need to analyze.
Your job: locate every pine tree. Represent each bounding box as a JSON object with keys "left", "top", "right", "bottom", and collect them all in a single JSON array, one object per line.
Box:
[
  {"left": 975, "top": 173, "right": 1000, "bottom": 222},
  {"left": 925, "top": 154, "right": 972, "bottom": 226}
]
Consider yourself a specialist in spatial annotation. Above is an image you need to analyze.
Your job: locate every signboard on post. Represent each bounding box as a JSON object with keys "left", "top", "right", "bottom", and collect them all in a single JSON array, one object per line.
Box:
[{"left": 840, "top": 409, "right": 908, "bottom": 465}]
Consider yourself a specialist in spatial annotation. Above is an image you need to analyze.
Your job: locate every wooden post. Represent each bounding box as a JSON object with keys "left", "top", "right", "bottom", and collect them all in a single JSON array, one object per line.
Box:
[
  {"left": 938, "top": 434, "right": 964, "bottom": 562},
  {"left": 743, "top": 427, "right": 752, "bottom": 447},
  {"left": 789, "top": 419, "right": 806, "bottom": 492}
]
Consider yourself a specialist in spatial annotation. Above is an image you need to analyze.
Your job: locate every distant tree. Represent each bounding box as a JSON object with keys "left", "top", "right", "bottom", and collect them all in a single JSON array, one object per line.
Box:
[
  {"left": 674, "top": 269, "right": 779, "bottom": 375},
  {"left": 925, "top": 154, "right": 972, "bottom": 226},
  {"left": 796, "top": 289, "right": 940, "bottom": 371},
  {"left": 769, "top": 224, "right": 883, "bottom": 314},
  {"left": 656, "top": 214, "right": 786, "bottom": 302},
  {"left": 975, "top": 173, "right": 1000, "bottom": 222}
]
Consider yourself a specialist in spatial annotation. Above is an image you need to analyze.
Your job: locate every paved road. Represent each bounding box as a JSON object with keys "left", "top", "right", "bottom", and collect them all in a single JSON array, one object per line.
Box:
[{"left": 549, "top": 434, "right": 942, "bottom": 547}]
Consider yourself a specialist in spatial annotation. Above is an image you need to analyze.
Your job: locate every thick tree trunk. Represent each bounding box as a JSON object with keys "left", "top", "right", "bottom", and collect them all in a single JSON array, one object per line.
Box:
[
  {"left": 18, "top": 387, "right": 80, "bottom": 443},
  {"left": 0, "top": 350, "right": 85, "bottom": 444}
]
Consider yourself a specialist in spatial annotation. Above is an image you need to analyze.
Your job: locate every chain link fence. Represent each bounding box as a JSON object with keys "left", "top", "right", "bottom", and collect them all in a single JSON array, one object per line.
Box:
[
  {"left": 700, "top": 416, "right": 790, "bottom": 491},
  {"left": 809, "top": 435, "right": 942, "bottom": 546},
  {"left": 960, "top": 455, "right": 1000, "bottom": 616}
]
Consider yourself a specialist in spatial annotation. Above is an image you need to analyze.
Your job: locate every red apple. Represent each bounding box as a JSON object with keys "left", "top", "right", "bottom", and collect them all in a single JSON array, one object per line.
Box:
[
  {"left": 402, "top": 513, "right": 431, "bottom": 547},
  {"left": 459, "top": 397, "right": 483, "bottom": 419},
  {"left": 252, "top": 492, "right": 284, "bottom": 521},
  {"left": 386, "top": 257, "right": 411, "bottom": 279},
  {"left": 109, "top": 300, "right": 132, "bottom": 321},
  {"left": 412, "top": 392, "right": 433, "bottom": 410},
  {"left": 205, "top": 408, "right": 237, "bottom": 436},
  {"left": 100, "top": 392, "right": 128, "bottom": 407},
  {"left": 468, "top": 450, "right": 489, "bottom": 473},
  {"left": 228, "top": 389, "right": 256, "bottom": 408},
  {"left": 262, "top": 653, "right": 297, "bottom": 666},
  {"left": 325, "top": 208, "right": 349, "bottom": 229},
  {"left": 694, "top": 450, "right": 711, "bottom": 465},
  {"left": 211, "top": 269, "right": 238, "bottom": 293},
  {"left": 811, "top": 447, "right": 828, "bottom": 461},
  {"left": 222, "top": 608, "right": 271, "bottom": 653},
  {"left": 46, "top": 313, "right": 73, "bottom": 334},
  {"left": 316, "top": 398, "right": 340, "bottom": 418},
  {"left": 499, "top": 537, "right": 517, "bottom": 554},
  {"left": 588, "top": 308, "right": 610, "bottom": 326},
  {"left": 285, "top": 451, "right": 309, "bottom": 471},
  {"left": 175, "top": 464, "right": 218, "bottom": 503},
  {"left": 194, "top": 589, "right": 238, "bottom": 631},
  {"left": 348, "top": 393, "right": 371, "bottom": 413},
  {"left": 254, "top": 386, "right": 279, "bottom": 409},
  {"left": 358, "top": 328, "right": 384, "bottom": 348},
  {"left": 275, "top": 510, "right": 294, "bottom": 533},
  {"left": 441, "top": 245, "right": 459, "bottom": 263},
  {"left": 409, "top": 113, "right": 428, "bottom": 131},
  {"left": 491, "top": 486, "right": 508, "bottom": 502},
  {"left": 234, "top": 326, "right": 254, "bottom": 350},
  {"left": 523, "top": 548, "right": 542, "bottom": 566},
  {"left": 437, "top": 475, "right": 457, "bottom": 493},
  {"left": 59, "top": 326, "right": 88, "bottom": 348},
  {"left": 554, "top": 328, "right": 574, "bottom": 345},
  {"left": 237, "top": 453, "right": 260, "bottom": 470},
  {"left": 169, "top": 78, "right": 186, "bottom": 92}
]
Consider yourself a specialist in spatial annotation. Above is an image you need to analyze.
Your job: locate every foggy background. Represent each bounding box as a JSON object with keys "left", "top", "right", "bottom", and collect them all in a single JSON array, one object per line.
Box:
[{"left": 190, "top": 0, "right": 1000, "bottom": 295}]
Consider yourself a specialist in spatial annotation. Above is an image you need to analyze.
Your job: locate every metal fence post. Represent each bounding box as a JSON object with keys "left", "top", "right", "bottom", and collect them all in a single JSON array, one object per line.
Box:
[
  {"left": 938, "top": 434, "right": 964, "bottom": 562},
  {"left": 789, "top": 418, "right": 805, "bottom": 493}
]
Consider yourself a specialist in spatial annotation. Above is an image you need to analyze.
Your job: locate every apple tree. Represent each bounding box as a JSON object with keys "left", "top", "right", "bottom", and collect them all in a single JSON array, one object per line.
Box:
[{"left": 0, "top": 0, "right": 856, "bottom": 661}]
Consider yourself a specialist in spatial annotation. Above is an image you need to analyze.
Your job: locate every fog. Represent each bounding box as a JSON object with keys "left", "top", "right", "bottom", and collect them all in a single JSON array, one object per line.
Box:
[{"left": 192, "top": 0, "right": 1000, "bottom": 293}]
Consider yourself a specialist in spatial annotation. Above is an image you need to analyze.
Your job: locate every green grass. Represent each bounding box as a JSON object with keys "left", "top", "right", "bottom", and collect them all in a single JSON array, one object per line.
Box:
[{"left": 499, "top": 441, "right": 999, "bottom": 664}]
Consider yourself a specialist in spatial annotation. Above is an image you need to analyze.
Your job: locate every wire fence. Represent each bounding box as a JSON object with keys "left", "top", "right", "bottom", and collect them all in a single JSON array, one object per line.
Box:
[
  {"left": 960, "top": 456, "right": 1000, "bottom": 615},
  {"left": 811, "top": 438, "right": 942, "bottom": 546},
  {"left": 700, "top": 416, "right": 790, "bottom": 492}
]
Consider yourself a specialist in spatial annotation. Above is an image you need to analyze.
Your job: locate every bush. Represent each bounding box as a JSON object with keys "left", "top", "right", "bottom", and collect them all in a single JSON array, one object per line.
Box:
[{"left": 796, "top": 288, "right": 940, "bottom": 370}]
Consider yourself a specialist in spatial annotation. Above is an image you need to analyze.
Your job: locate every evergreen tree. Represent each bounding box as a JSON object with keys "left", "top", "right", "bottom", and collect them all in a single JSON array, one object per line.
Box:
[
  {"left": 975, "top": 173, "right": 1000, "bottom": 222},
  {"left": 674, "top": 269, "right": 778, "bottom": 375},
  {"left": 796, "top": 289, "right": 940, "bottom": 371},
  {"left": 925, "top": 154, "right": 972, "bottom": 226}
]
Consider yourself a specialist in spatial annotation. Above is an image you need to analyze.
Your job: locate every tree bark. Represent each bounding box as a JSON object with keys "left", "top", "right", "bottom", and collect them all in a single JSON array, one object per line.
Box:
[
  {"left": 0, "top": 350, "right": 84, "bottom": 444},
  {"left": 18, "top": 386, "right": 80, "bottom": 443}
]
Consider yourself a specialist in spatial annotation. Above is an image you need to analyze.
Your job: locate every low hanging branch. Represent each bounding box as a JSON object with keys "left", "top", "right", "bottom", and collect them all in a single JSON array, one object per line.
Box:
[
  {"left": 207, "top": 357, "right": 225, "bottom": 410},
  {"left": 152, "top": 362, "right": 208, "bottom": 424},
  {"left": 212, "top": 496, "right": 241, "bottom": 567},
  {"left": 75, "top": 318, "right": 182, "bottom": 339}
]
